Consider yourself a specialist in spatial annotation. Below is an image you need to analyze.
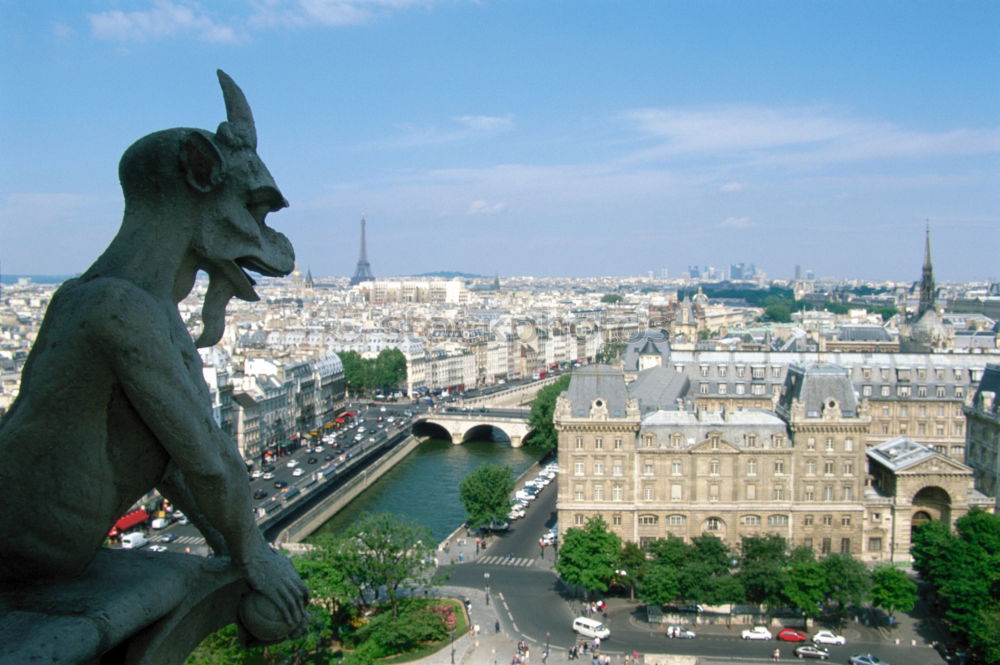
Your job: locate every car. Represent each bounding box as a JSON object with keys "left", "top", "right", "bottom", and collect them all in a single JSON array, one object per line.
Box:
[
  {"left": 149, "top": 544, "right": 168, "bottom": 552},
  {"left": 250, "top": 469, "right": 262, "bottom": 479},
  {"left": 307, "top": 457, "right": 318, "bottom": 464},
  {"left": 849, "top": 655, "right": 889, "bottom": 665},
  {"left": 313, "top": 446, "right": 323, "bottom": 453},
  {"left": 777, "top": 628, "right": 809, "bottom": 642},
  {"left": 793, "top": 645, "right": 830, "bottom": 660},
  {"left": 253, "top": 489, "right": 269, "bottom": 499},
  {"left": 286, "top": 459, "right": 299, "bottom": 468},
  {"left": 263, "top": 464, "right": 276, "bottom": 473},
  {"left": 262, "top": 472, "right": 274, "bottom": 480},
  {"left": 324, "top": 454, "right": 334, "bottom": 461},
  {"left": 159, "top": 533, "right": 179, "bottom": 543},
  {"left": 811, "top": 630, "right": 846, "bottom": 646},
  {"left": 292, "top": 467, "right": 304, "bottom": 477},
  {"left": 741, "top": 626, "right": 773, "bottom": 640},
  {"left": 274, "top": 480, "right": 288, "bottom": 489},
  {"left": 666, "top": 625, "right": 696, "bottom": 639}
]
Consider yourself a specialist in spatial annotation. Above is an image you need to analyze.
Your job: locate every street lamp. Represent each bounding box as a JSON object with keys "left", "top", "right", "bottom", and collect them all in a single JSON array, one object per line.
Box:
[{"left": 484, "top": 572, "right": 491, "bottom": 606}]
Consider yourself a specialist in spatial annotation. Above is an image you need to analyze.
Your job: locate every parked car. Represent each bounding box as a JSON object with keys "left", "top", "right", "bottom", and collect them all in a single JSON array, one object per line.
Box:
[
  {"left": 666, "top": 625, "right": 695, "bottom": 639},
  {"left": 812, "top": 630, "right": 846, "bottom": 646},
  {"left": 793, "top": 645, "right": 830, "bottom": 660},
  {"left": 849, "top": 655, "right": 889, "bottom": 665},
  {"left": 159, "top": 533, "right": 178, "bottom": 543},
  {"left": 777, "top": 628, "right": 809, "bottom": 642},
  {"left": 741, "top": 626, "right": 773, "bottom": 640}
]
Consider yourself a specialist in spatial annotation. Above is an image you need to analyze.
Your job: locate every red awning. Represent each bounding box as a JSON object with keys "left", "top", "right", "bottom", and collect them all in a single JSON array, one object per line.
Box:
[
  {"left": 113, "top": 509, "right": 149, "bottom": 533},
  {"left": 344, "top": 411, "right": 355, "bottom": 417}
]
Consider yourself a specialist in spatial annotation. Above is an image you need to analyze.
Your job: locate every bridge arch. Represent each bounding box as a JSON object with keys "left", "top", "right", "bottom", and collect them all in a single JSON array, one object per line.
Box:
[
  {"left": 417, "top": 412, "right": 531, "bottom": 447},
  {"left": 411, "top": 420, "right": 451, "bottom": 441}
]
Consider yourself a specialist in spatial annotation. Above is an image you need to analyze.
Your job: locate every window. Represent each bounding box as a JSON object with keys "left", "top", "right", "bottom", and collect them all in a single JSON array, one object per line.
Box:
[
  {"left": 752, "top": 366, "right": 765, "bottom": 379},
  {"left": 706, "top": 517, "right": 722, "bottom": 531},
  {"left": 823, "top": 486, "right": 834, "bottom": 501},
  {"left": 805, "top": 486, "right": 815, "bottom": 501},
  {"left": 900, "top": 405, "right": 908, "bottom": 417},
  {"left": 935, "top": 424, "right": 944, "bottom": 436},
  {"left": 642, "top": 434, "right": 653, "bottom": 448},
  {"left": 613, "top": 461, "right": 623, "bottom": 476},
  {"left": 643, "top": 462, "right": 654, "bottom": 476},
  {"left": 918, "top": 386, "right": 928, "bottom": 398},
  {"left": 862, "top": 385, "right": 872, "bottom": 396},
  {"left": 773, "top": 435, "right": 786, "bottom": 449},
  {"left": 881, "top": 423, "right": 890, "bottom": 435},
  {"left": 773, "top": 485, "right": 785, "bottom": 500},
  {"left": 881, "top": 368, "right": 891, "bottom": 380},
  {"left": 772, "top": 366, "right": 782, "bottom": 378},
  {"left": 936, "top": 386, "right": 946, "bottom": 398},
  {"left": 718, "top": 366, "right": 728, "bottom": 377},
  {"left": 575, "top": 437, "right": 583, "bottom": 449},
  {"left": 863, "top": 367, "right": 872, "bottom": 379},
  {"left": 668, "top": 514, "right": 685, "bottom": 526},
  {"left": 593, "top": 484, "right": 604, "bottom": 501},
  {"left": 804, "top": 515, "right": 814, "bottom": 526},
  {"left": 672, "top": 460, "right": 682, "bottom": 475},
  {"left": 595, "top": 437, "right": 603, "bottom": 449},
  {"left": 868, "top": 537, "right": 883, "bottom": 552},
  {"left": 956, "top": 387, "right": 964, "bottom": 398},
  {"left": 699, "top": 382, "right": 709, "bottom": 394},
  {"left": 881, "top": 385, "right": 891, "bottom": 397},
  {"left": 718, "top": 383, "right": 728, "bottom": 395},
  {"left": 841, "top": 515, "right": 852, "bottom": 526},
  {"left": 882, "top": 406, "right": 891, "bottom": 416},
  {"left": 700, "top": 365, "right": 709, "bottom": 377},
  {"left": 840, "top": 538, "right": 851, "bottom": 554},
  {"left": 709, "top": 484, "right": 719, "bottom": 502},
  {"left": 768, "top": 514, "right": 789, "bottom": 527},
  {"left": 574, "top": 461, "right": 584, "bottom": 476},
  {"left": 574, "top": 485, "right": 584, "bottom": 500},
  {"left": 807, "top": 437, "right": 816, "bottom": 450},
  {"left": 746, "top": 484, "right": 757, "bottom": 500},
  {"left": 614, "top": 438, "right": 622, "bottom": 449},
  {"left": 822, "top": 538, "right": 832, "bottom": 554},
  {"left": 736, "top": 366, "right": 746, "bottom": 378},
  {"left": 710, "top": 459, "right": 720, "bottom": 475},
  {"left": 844, "top": 438, "right": 854, "bottom": 452},
  {"left": 575, "top": 514, "right": 585, "bottom": 525},
  {"left": 671, "top": 484, "right": 682, "bottom": 500},
  {"left": 898, "top": 385, "right": 911, "bottom": 397},
  {"left": 710, "top": 435, "right": 721, "bottom": 449},
  {"left": 594, "top": 461, "right": 604, "bottom": 476},
  {"left": 822, "top": 514, "right": 833, "bottom": 526},
  {"left": 612, "top": 514, "right": 622, "bottom": 526},
  {"left": 824, "top": 460, "right": 835, "bottom": 475},
  {"left": 825, "top": 437, "right": 835, "bottom": 451},
  {"left": 774, "top": 460, "right": 785, "bottom": 474},
  {"left": 736, "top": 383, "right": 746, "bottom": 395},
  {"left": 752, "top": 383, "right": 766, "bottom": 396},
  {"left": 918, "top": 422, "right": 927, "bottom": 435},
  {"left": 843, "top": 485, "right": 854, "bottom": 501},
  {"left": 747, "top": 458, "right": 758, "bottom": 475},
  {"left": 612, "top": 484, "right": 623, "bottom": 501},
  {"left": 804, "top": 537, "right": 813, "bottom": 549},
  {"left": 806, "top": 459, "right": 816, "bottom": 475},
  {"left": 843, "top": 461, "right": 853, "bottom": 476},
  {"left": 742, "top": 515, "right": 761, "bottom": 526},
  {"left": 642, "top": 485, "right": 654, "bottom": 501},
  {"left": 672, "top": 434, "right": 683, "bottom": 448}
]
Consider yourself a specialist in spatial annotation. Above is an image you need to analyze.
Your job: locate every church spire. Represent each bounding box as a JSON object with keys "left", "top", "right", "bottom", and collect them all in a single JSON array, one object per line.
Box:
[{"left": 918, "top": 220, "right": 936, "bottom": 316}]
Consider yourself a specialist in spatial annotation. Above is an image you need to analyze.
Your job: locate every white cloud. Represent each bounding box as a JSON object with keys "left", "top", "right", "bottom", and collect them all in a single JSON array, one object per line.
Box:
[
  {"left": 249, "top": 0, "right": 446, "bottom": 28},
  {"left": 720, "top": 181, "right": 745, "bottom": 192},
  {"left": 467, "top": 199, "right": 507, "bottom": 215},
  {"left": 89, "top": 0, "right": 240, "bottom": 42},
  {"left": 720, "top": 216, "right": 752, "bottom": 229},
  {"left": 389, "top": 114, "right": 513, "bottom": 147},
  {"left": 620, "top": 104, "right": 1000, "bottom": 168}
]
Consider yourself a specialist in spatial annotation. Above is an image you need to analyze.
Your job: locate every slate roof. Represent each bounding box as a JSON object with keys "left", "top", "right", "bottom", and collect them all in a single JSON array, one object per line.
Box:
[
  {"left": 835, "top": 325, "right": 892, "bottom": 342},
  {"left": 867, "top": 436, "right": 940, "bottom": 472},
  {"left": 622, "top": 329, "right": 670, "bottom": 372},
  {"left": 972, "top": 363, "right": 1000, "bottom": 417},
  {"left": 628, "top": 365, "right": 689, "bottom": 413},
  {"left": 777, "top": 363, "right": 858, "bottom": 418},
  {"left": 565, "top": 364, "right": 631, "bottom": 418}
]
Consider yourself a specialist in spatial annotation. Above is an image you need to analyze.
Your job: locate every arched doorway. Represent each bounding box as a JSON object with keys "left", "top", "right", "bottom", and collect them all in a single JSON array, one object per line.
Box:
[{"left": 911, "top": 486, "right": 952, "bottom": 533}]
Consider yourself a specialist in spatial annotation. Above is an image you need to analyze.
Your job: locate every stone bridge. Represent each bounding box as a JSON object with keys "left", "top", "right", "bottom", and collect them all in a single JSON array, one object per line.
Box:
[{"left": 415, "top": 407, "right": 533, "bottom": 447}]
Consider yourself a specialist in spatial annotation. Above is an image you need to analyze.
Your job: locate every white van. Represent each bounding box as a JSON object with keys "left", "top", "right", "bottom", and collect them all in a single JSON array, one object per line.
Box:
[
  {"left": 121, "top": 532, "right": 147, "bottom": 549},
  {"left": 572, "top": 617, "right": 610, "bottom": 639}
]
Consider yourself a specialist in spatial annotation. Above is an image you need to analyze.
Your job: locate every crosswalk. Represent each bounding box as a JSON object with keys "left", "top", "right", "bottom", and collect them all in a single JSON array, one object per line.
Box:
[
  {"left": 165, "top": 535, "right": 205, "bottom": 546},
  {"left": 475, "top": 554, "right": 536, "bottom": 567}
]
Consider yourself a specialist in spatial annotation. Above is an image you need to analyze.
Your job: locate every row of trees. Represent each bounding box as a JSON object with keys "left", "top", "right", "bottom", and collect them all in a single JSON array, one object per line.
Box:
[
  {"left": 338, "top": 349, "right": 407, "bottom": 396},
  {"left": 525, "top": 374, "right": 571, "bottom": 452},
  {"left": 556, "top": 518, "right": 917, "bottom": 626},
  {"left": 187, "top": 512, "right": 446, "bottom": 665},
  {"left": 911, "top": 509, "right": 1000, "bottom": 664}
]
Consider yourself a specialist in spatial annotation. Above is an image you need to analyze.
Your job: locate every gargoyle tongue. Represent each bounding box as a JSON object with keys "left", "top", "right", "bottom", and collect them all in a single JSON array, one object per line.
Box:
[{"left": 195, "top": 261, "right": 258, "bottom": 348}]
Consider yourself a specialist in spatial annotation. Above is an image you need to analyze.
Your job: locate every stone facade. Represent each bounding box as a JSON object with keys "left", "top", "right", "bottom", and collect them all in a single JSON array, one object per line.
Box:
[{"left": 965, "top": 363, "right": 1000, "bottom": 509}]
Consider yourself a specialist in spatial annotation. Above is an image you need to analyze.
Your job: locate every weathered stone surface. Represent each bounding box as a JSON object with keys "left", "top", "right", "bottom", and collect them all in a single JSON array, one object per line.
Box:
[{"left": 0, "top": 70, "right": 308, "bottom": 660}]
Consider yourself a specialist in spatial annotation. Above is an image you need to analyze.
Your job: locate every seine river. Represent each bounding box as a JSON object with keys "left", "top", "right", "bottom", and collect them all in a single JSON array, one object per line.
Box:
[{"left": 308, "top": 435, "right": 545, "bottom": 543}]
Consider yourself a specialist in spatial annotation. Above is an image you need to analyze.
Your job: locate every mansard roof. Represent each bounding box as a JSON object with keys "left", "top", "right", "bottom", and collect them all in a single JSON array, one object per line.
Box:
[
  {"left": 622, "top": 329, "right": 670, "bottom": 372},
  {"left": 777, "top": 363, "right": 858, "bottom": 418},
  {"left": 867, "top": 436, "right": 971, "bottom": 474},
  {"left": 628, "top": 365, "right": 689, "bottom": 413},
  {"left": 565, "top": 364, "right": 631, "bottom": 418}
]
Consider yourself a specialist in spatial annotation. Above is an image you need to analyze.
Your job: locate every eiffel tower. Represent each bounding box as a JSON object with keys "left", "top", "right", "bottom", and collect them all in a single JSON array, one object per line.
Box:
[{"left": 349, "top": 217, "right": 375, "bottom": 286}]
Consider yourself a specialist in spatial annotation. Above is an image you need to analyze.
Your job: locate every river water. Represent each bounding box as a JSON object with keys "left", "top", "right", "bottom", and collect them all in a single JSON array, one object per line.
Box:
[{"left": 307, "top": 435, "right": 545, "bottom": 543}]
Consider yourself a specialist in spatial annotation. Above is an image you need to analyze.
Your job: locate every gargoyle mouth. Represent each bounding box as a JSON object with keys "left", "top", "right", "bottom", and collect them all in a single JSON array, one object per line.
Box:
[{"left": 220, "top": 255, "right": 290, "bottom": 303}]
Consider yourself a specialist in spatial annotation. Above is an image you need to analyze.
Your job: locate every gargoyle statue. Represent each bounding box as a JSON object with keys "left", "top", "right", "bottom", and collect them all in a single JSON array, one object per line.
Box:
[{"left": 0, "top": 70, "right": 308, "bottom": 635}]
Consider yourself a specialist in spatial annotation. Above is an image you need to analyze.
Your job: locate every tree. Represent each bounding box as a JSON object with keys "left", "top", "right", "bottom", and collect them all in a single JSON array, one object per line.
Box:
[
  {"left": 738, "top": 535, "right": 789, "bottom": 609},
  {"left": 525, "top": 374, "right": 571, "bottom": 451},
  {"left": 556, "top": 517, "right": 622, "bottom": 599},
  {"left": 342, "top": 512, "right": 434, "bottom": 618},
  {"left": 459, "top": 463, "right": 514, "bottom": 529},
  {"left": 783, "top": 557, "right": 826, "bottom": 619},
  {"left": 339, "top": 350, "right": 367, "bottom": 394},
  {"left": 373, "top": 348, "right": 407, "bottom": 392},
  {"left": 597, "top": 341, "right": 627, "bottom": 364},
  {"left": 819, "top": 553, "right": 871, "bottom": 622},
  {"left": 618, "top": 541, "right": 648, "bottom": 601},
  {"left": 638, "top": 563, "right": 681, "bottom": 607},
  {"left": 869, "top": 564, "right": 917, "bottom": 623},
  {"left": 601, "top": 293, "right": 623, "bottom": 304}
]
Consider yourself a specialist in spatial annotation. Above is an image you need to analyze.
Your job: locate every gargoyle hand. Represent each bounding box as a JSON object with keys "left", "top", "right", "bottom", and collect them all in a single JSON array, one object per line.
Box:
[{"left": 240, "top": 547, "right": 310, "bottom": 630}]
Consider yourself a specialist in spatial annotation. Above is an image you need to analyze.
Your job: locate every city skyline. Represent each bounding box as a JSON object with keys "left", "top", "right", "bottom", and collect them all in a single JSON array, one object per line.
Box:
[{"left": 2, "top": 1, "right": 999, "bottom": 281}]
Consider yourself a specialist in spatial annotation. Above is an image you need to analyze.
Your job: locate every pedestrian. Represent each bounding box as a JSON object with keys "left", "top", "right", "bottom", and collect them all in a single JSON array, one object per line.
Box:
[
  {"left": 542, "top": 650, "right": 548, "bottom": 664},
  {"left": 632, "top": 650, "right": 639, "bottom": 663},
  {"left": 475, "top": 624, "right": 481, "bottom": 636},
  {"left": 772, "top": 647, "right": 780, "bottom": 661},
  {"left": 495, "top": 619, "right": 501, "bottom": 634}
]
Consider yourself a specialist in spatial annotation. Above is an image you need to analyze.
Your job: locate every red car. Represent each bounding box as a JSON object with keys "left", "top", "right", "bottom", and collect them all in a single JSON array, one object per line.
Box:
[{"left": 777, "top": 628, "right": 808, "bottom": 642}]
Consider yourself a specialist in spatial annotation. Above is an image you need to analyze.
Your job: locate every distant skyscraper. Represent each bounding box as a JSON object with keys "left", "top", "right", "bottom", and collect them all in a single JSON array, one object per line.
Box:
[
  {"left": 794, "top": 264, "right": 802, "bottom": 280},
  {"left": 918, "top": 222, "right": 936, "bottom": 316},
  {"left": 688, "top": 265, "right": 701, "bottom": 279},
  {"left": 349, "top": 217, "right": 375, "bottom": 286}
]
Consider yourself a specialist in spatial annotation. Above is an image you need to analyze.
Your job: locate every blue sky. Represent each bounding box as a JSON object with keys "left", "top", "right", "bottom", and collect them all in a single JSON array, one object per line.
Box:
[{"left": 2, "top": 0, "right": 998, "bottom": 282}]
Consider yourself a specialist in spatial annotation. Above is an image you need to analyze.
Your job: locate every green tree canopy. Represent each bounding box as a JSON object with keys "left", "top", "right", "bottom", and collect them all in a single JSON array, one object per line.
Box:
[
  {"left": 556, "top": 517, "right": 622, "bottom": 599},
  {"left": 819, "top": 553, "right": 871, "bottom": 621},
  {"left": 459, "top": 463, "right": 515, "bottom": 529},
  {"left": 618, "top": 541, "right": 649, "bottom": 601},
  {"left": 869, "top": 564, "right": 917, "bottom": 621},
  {"left": 525, "top": 374, "right": 571, "bottom": 451},
  {"left": 783, "top": 557, "right": 826, "bottom": 619},
  {"left": 738, "top": 535, "right": 789, "bottom": 609},
  {"left": 601, "top": 293, "right": 624, "bottom": 304},
  {"left": 337, "top": 349, "right": 408, "bottom": 395}
]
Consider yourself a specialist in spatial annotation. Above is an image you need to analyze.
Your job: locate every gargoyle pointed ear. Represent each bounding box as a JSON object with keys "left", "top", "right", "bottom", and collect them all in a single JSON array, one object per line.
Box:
[{"left": 216, "top": 69, "right": 257, "bottom": 150}]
